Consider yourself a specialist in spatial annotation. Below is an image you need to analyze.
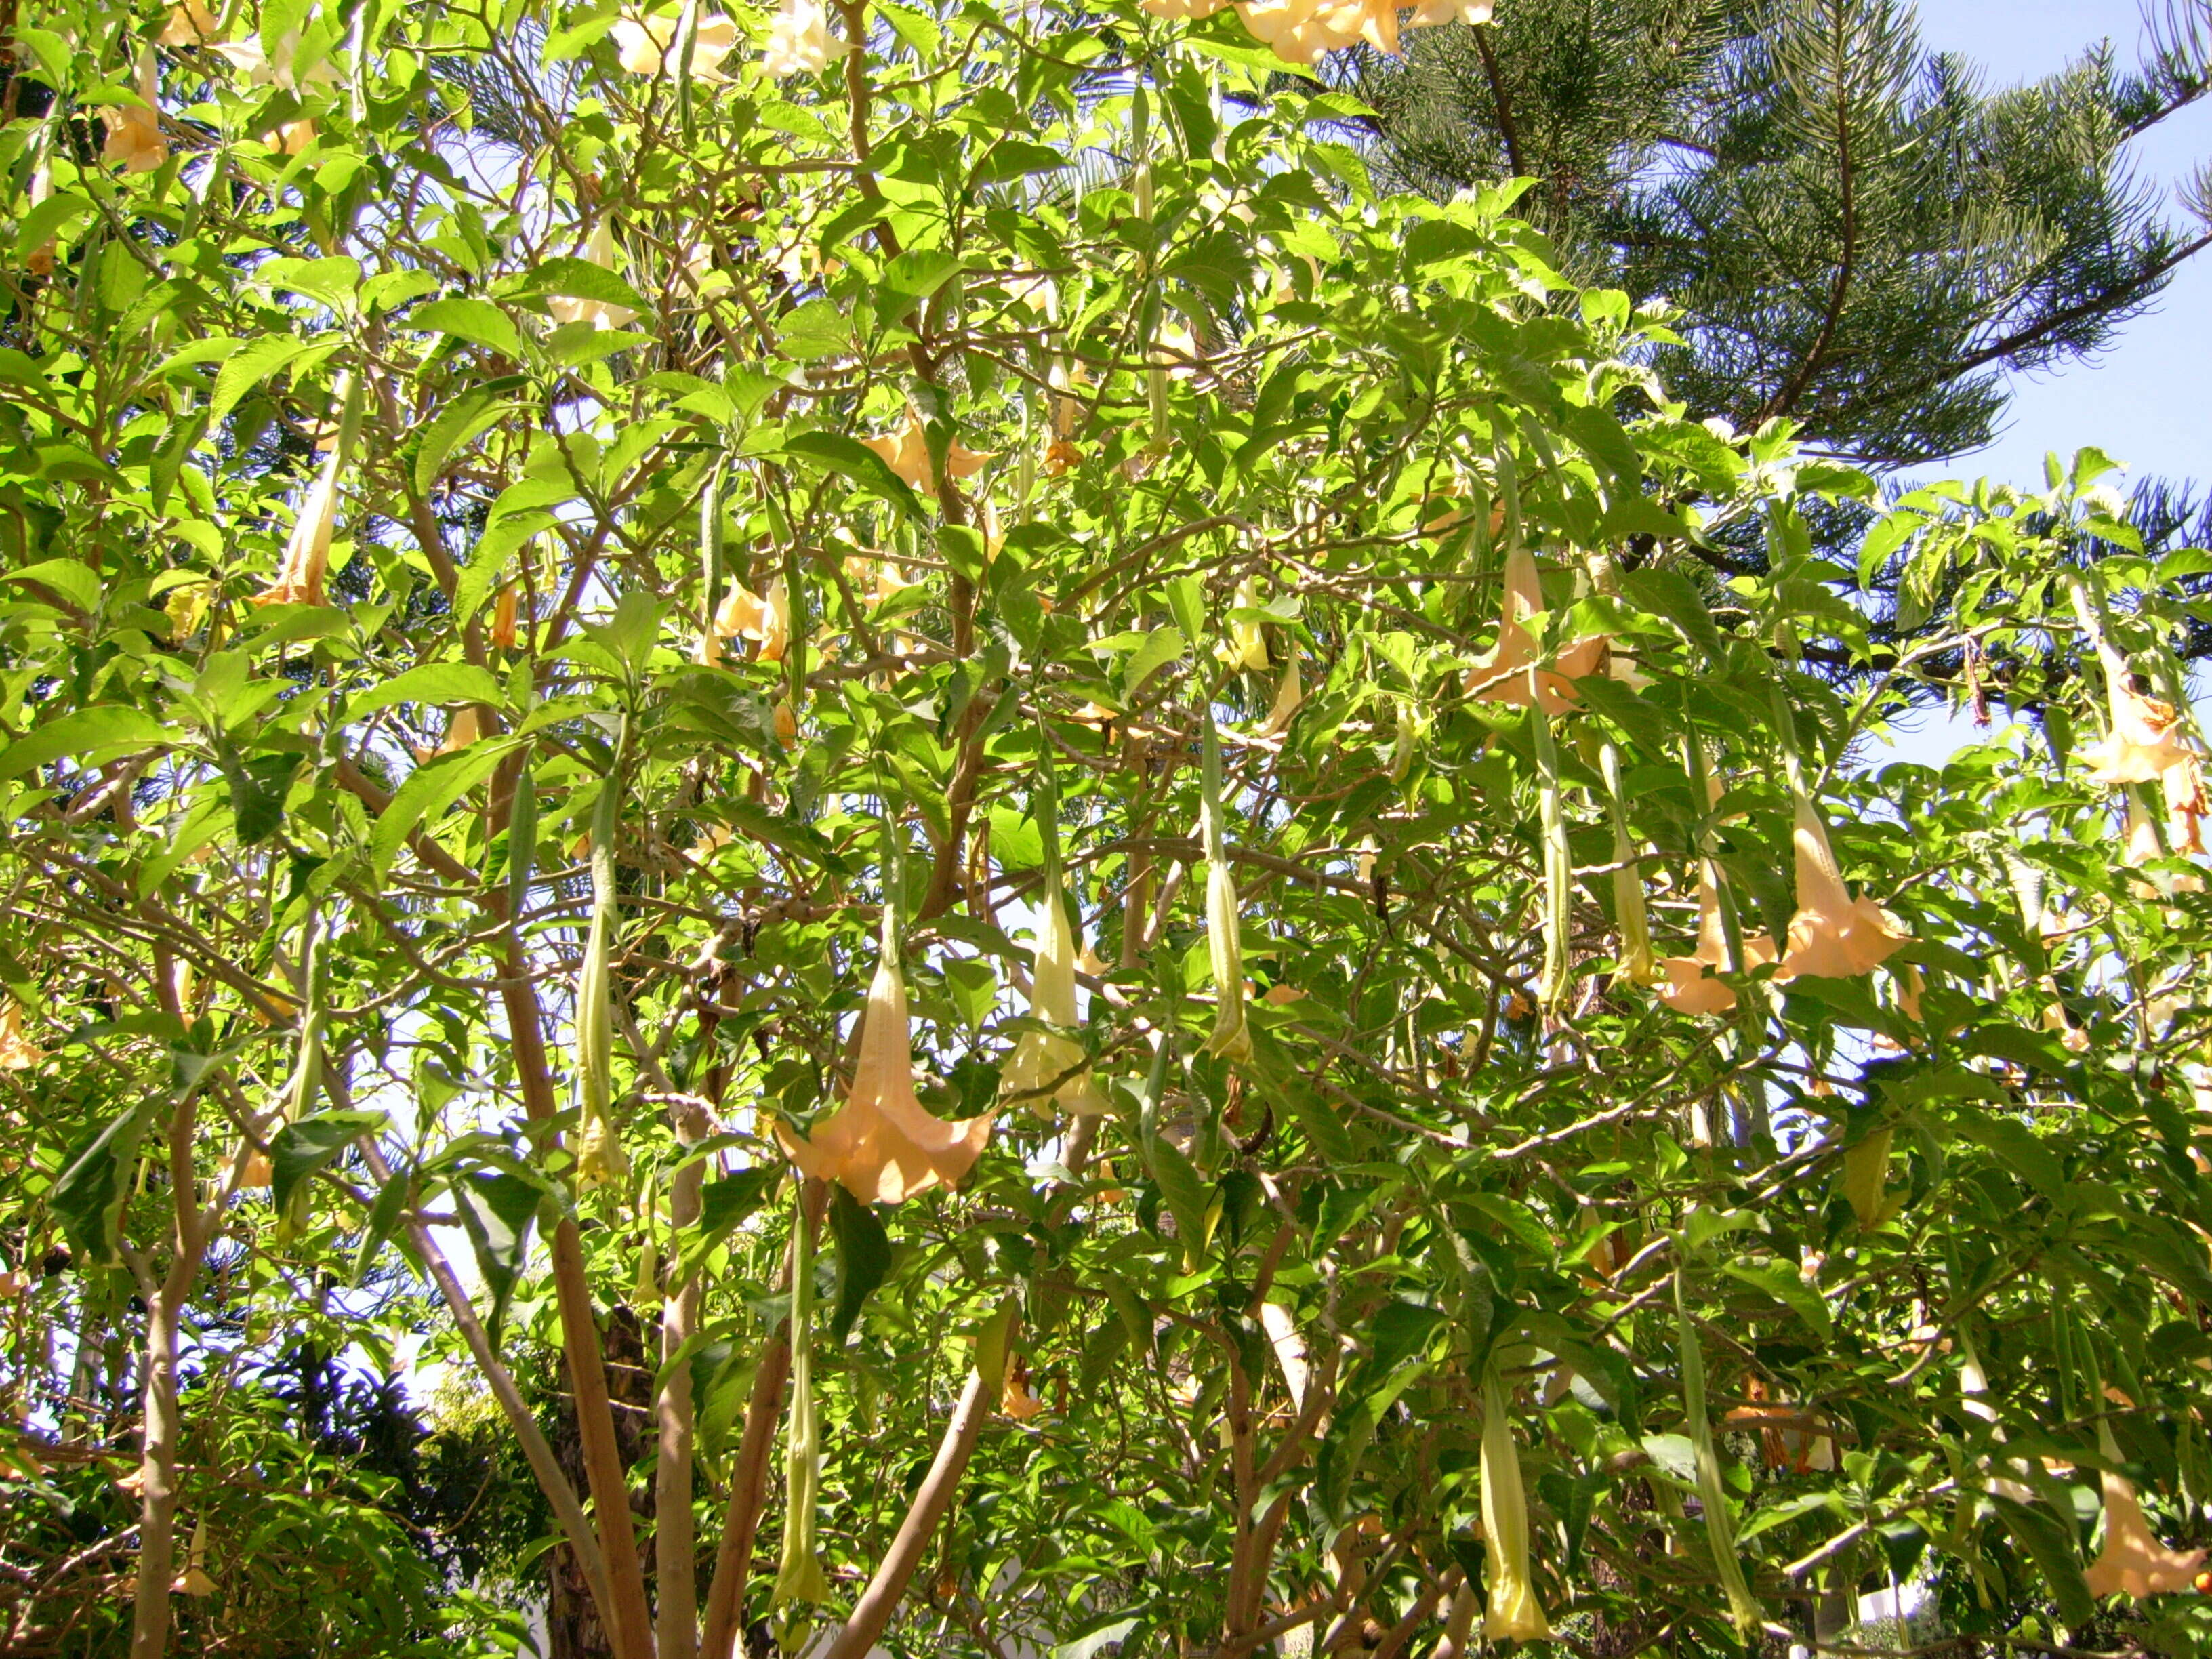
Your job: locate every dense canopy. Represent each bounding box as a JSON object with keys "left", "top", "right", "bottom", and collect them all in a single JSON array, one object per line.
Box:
[{"left": 3, "top": 1, "right": 2212, "bottom": 1657}]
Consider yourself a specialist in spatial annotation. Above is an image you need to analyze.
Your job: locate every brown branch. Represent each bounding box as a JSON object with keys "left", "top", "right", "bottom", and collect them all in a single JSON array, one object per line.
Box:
[{"left": 697, "top": 1327, "right": 794, "bottom": 1659}]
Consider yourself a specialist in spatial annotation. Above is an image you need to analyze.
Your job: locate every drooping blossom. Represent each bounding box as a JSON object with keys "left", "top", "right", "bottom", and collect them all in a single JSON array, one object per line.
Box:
[
  {"left": 208, "top": 28, "right": 340, "bottom": 89},
  {"left": 491, "top": 583, "right": 520, "bottom": 650},
  {"left": 1216, "top": 577, "right": 1271, "bottom": 672},
  {"left": 1656, "top": 870, "right": 1777, "bottom": 1015},
  {"left": 159, "top": 0, "right": 222, "bottom": 45},
  {"left": 0, "top": 1002, "right": 45, "bottom": 1070},
  {"left": 1204, "top": 855, "right": 1252, "bottom": 1063},
  {"left": 613, "top": 9, "right": 740, "bottom": 79},
  {"left": 2084, "top": 1467, "right": 2207, "bottom": 1599},
  {"left": 1774, "top": 792, "right": 1910, "bottom": 982},
  {"left": 1001, "top": 865, "right": 1109, "bottom": 1117},
  {"left": 2083, "top": 680, "right": 2194, "bottom": 785},
  {"left": 253, "top": 423, "right": 346, "bottom": 607},
  {"left": 1000, "top": 1357, "right": 1048, "bottom": 1420},
  {"left": 1480, "top": 1370, "right": 1552, "bottom": 1642},
  {"left": 777, "top": 939, "right": 995, "bottom": 1204},
  {"left": 1258, "top": 651, "right": 1303, "bottom": 737},
  {"left": 762, "top": 0, "right": 830, "bottom": 76},
  {"left": 547, "top": 219, "right": 638, "bottom": 331},
  {"left": 1408, "top": 0, "right": 1490, "bottom": 20},
  {"left": 103, "top": 49, "right": 168, "bottom": 175},
  {"left": 697, "top": 580, "right": 785, "bottom": 665},
  {"left": 1467, "top": 545, "right": 1606, "bottom": 716},
  {"left": 173, "top": 1519, "right": 217, "bottom": 1597},
  {"left": 862, "top": 408, "right": 990, "bottom": 495}
]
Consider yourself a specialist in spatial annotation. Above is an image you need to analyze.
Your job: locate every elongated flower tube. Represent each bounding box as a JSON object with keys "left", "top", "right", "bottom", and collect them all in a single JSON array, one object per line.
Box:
[
  {"left": 1259, "top": 650, "right": 1303, "bottom": 737},
  {"left": 1676, "top": 1265, "right": 1765, "bottom": 1640},
  {"left": 547, "top": 220, "right": 637, "bottom": 330},
  {"left": 772, "top": 1194, "right": 831, "bottom": 1607},
  {"left": 1002, "top": 863, "right": 1109, "bottom": 1118},
  {"left": 1216, "top": 577, "right": 1269, "bottom": 672},
  {"left": 1467, "top": 545, "right": 1605, "bottom": 716},
  {"left": 1200, "top": 718, "right": 1252, "bottom": 1063},
  {"left": 2085, "top": 1421, "right": 2205, "bottom": 1599},
  {"left": 171, "top": 1517, "right": 216, "bottom": 1597},
  {"left": 777, "top": 916, "right": 994, "bottom": 1203},
  {"left": 575, "top": 779, "right": 629, "bottom": 1191},
  {"left": 254, "top": 373, "right": 357, "bottom": 608},
  {"left": 1479, "top": 1367, "right": 1551, "bottom": 1642},
  {"left": 1775, "top": 791, "right": 1910, "bottom": 982}
]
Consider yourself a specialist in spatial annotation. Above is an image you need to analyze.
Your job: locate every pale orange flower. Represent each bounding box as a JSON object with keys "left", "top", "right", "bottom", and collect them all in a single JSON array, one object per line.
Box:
[
  {"left": 1774, "top": 794, "right": 1910, "bottom": 982},
  {"left": 491, "top": 584, "right": 520, "bottom": 650},
  {"left": 103, "top": 50, "right": 168, "bottom": 175},
  {"left": 761, "top": 0, "right": 830, "bottom": 76},
  {"left": 1000, "top": 1357, "right": 1048, "bottom": 1420},
  {"left": 0, "top": 1002, "right": 45, "bottom": 1070},
  {"left": 1234, "top": 0, "right": 1395, "bottom": 61},
  {"left": 1656, "top": 873, "right": 1777, "bottom": 1015},
  {"left": 159, "top": 0, "right": 222, "bottom": 45},
  {"left": 1467, "top": 546, "right": 1605, "bottom": 716},
  {"left": 1408, "top": 0, "right": 1490, "bottom": 19},
  {"left": 777, "top": 948, "right": 994, "bottom": 1204},
  {"left": 2084, "top": 1469, "right": 2206, "bottom": 1599},
  {"left": 1258, "top": 651, "right": 1303, "bottom": 737},
  {"left": 1001, "top": 867, "right": 1109, "bottom": 1117},
  {"left": 2083, "top": 681, "right": 2192, "bottom": 785},
  {"left": 270, "top": 117, "right": 316, "bottom": 154},
  {"left": 862, "top": 409, "right": 990, "bottom": 495},
  {"left": 253, "top": 442, "right": 344, "bottom": 607}
]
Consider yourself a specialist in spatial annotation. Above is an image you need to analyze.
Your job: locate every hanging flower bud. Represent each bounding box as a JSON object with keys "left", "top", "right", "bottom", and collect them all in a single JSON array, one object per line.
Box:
[
  {"left": 773, "top": 1194, "right": 832, "bottom": 1607},
  {"left": 547, "top": 220, "right": 638, "bottom": 331},
  {"left": 24, "top": 163, "right": 56, "bottom": 277},
  {"left": 1258, "top": 650, "right": 1303, "bottom": 737},
  {"left": 0, "top": 1002, "right": 45, "bottom": 1071},
  {"left": 1601, "top": 743, "right": 1659, "bottom": 987},
  {"left": 1657, "top": 869, "right": 1777, "bottom": 1015},
  {"left": 253, "top": 382, "right": 350, "bottom": 607},
  {"left": 1774, "top": 792, "right": 1910, "bottom": 982},
  {"left": 575, "top": 785, "right": 629, "bottom": 1192},
  {"left": 104, "top": 49, "right": 169, "bottom": 175},
  {"left": 1676, "top": 1271, "right": 1765, "bottom": 1639},
  {"left": 1204, "top": 857, "right": 1252, "bottom": 1063},
  {"left": 777, "top": 932, "right": 995, "bottom": 1204},
  {"left": 773, "top": 699, "right": 798, "bottom": 748},
  {"left": 762, "top": 0, "right": 830, "bottom": 77},
  {"left": 1479, "top": 1368, "right": 1551, "bottom": 1642},
  {"left": 1001, "top": 865, "right": 1109, "bottom": 1117},
  {"left": 491, "top": 583, "right": 520, "bottom": 650},
  {"left": 1216, "top": 577, "right": 1270, "bottom": 672},
  {"left": 1467, "top": 545, "right": 1605, "bottom": 716}
]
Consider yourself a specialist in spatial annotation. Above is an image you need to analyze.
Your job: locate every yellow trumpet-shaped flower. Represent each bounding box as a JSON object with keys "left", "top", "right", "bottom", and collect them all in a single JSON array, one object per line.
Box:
[
  {"left": 612, "top": 9, "right": 740, "bottom": 80},
  {"left": 1467, "top": 546, "right": 1606, "bottom": 717},
  {"left": 491, "top": 583, "right": 520, "bottom": 650},
  {"left": 1258, "top": 651, "right": 1303, "bottom": 737},
  {"left": 1235, "top": 0, "right": 1394, "bottom": 62},
  {"left": 1480, "top": 1369, "right": 1552, "bottom": 1643},
  {"left": 103, "top": 49, "right": 168, "bottom": 175},
  {"left": 1657, "top": 872, "right": 1777, "bottom": 1015},
  {"left": 253, "top": 411, "right": 347, "bottom": 607},
  {"left": 0, "top": 1002, "right": 45, "bottom": 1071},
  {"left": 1216, "top": 577, "right": 1271, "bottom": 672},
  {"left": 2085, "top": 1465, "right": 2206, "bottom": 1599},
  {"left": 697, "top": 579, "right": 783, "bottom": 666},
  {"left": 862, "top": 408, "right": 991, "bottom": 495},
  {"left": 1775, "top": 793, "right": 1910, "bottom": 982},
  {"left": 1001, "top": 1356, "right": 1048, "bottom": 1420},
  {"left": 762, "top": 0, "right": 830, "bottom": 76},
  {"left": 2083, "top": 680, "right": 2193, "bottom": 785},
  {"left": 777, "top": 943, "right": 995, "bottom": 1204},
  {"left": 1001, "top": 867, "right": 1109, "bottom": 1118},
  {"left": 172, "top": 1518, "right": 216, "bottom": 1597}
]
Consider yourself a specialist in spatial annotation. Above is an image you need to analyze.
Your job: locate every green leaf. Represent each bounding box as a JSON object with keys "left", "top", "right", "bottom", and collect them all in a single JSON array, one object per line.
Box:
[
  {"left": 270, "top": 1111, "right": 386, "bottom": 1215},
  {"left": 1122, "top": 626, "right": 1185, "bottom": 699},
  {"left": 347, "top": 663, "right": 505, "bottom": 721},
  {"left": 410, "top": 297, "right": 528, "bottom": 361},
  {"left": 0, "top": 706, "right": 170, "bottom": 783},
  {"left": 779, "top": 430, "right": 924, "bottom": 518},
  {"left": 209, "top": 337, "right": 321, "bottom": 426},
  {"left": 827, "top": 1185, "right": 893, "bottom": 1343},
  {"left": 875, "top": 250, "right": 962, "bottom": 312},
  {"left": 14, "top": 192, "right": 95, "bottom": 262},
  {"left": 3, "top": 558, "right": 100, "bottom": 615},
  {"left": 50, "top": 1103, "right": 156, "bottom": 1265},
  {"left": 1143, "top": 1133, "right": 1214, "bottom": 1267},
  {"left": 369, "top": 739, "right": 520, "bottom": 880},
  {"left": 525, "top": 255, "right": 651, "bottom": 319},
  {"left": 1621, "top": 568, "right": 1727, "bottom": 663},
  {"left": 452, "top": 1169, "right": 544, "bottom": 1341},
  {"left": 413, "top": 388, "right": 515, "bottom": 495},
  {"left": 1990, "top": 1494, "right": 2095, "bottom": 1628}
]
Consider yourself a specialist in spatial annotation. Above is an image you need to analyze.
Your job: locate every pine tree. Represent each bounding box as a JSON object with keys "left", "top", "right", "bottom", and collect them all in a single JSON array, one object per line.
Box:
[{"left": 1352, "top": 0, "right": 2212, "bottom": 469}]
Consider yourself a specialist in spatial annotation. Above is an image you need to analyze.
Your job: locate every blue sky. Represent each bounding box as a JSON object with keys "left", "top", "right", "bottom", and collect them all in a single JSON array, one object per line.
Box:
[{"left": 1917, "top": 0, "right": 2212, "bottom": 495}]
